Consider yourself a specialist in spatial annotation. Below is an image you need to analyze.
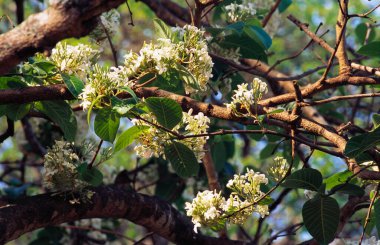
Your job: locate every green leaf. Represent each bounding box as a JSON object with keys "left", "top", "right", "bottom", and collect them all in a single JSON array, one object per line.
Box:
[
  {"left": 355, "top": 23, "right": 376, "bottom": 45},
  {"left": 357, "top": 41, "right": 380, "bottom": 58},
  {"left": 374, "top": 199, "right": 380, "bottom": 237},
  {"left": 164, "top": 142, "right": 199, "bottom": 178},
  {"left": 111, "top": 97, "right": 136, "bottom": 115},
  {"left": 219, "top": 33, "right": 268, "bottom": 62},
  {"left": 114, "top": 126, "right": 149, "bottom": 153},
  {"left": 324, "top": 170, "right": 353, "bottom": 190},
  {"left": 153, "top": 18, "right": 175, "bottom": 40},
  {"left": 278, "top": 0, "right": 292, "bottom": 13},
  {"left": 6, "top": 103, "right": 32, "bottom": 121},
  {"left": 373, "top": 114, "right": 380, "bottom": 129},
  {"left": 119, "top": 86, "right": 139, "bottom": 103},
  {"left": 302, "top": 196, "right": 340, "bottom": 244},
  {"left": 34, "top": 61, "right": 57, "bottom": 74},
  {"left": 243, "top": 25, "right": 272, "bottom": 49},
  {"left": 344, "top": 127, "right": 380, "bottom": 158},
  {"left": 257, "top": 196, "right": 274, "bottom": 205},
  {"left": 77, "top": 163, "right": 103, "bottom": 187},
  {"left": 35, "top": 101, "right": 77, "bottom": 142},
  {"left": 61, "top": 74, "right": 84, "bottom": 98},
  {"left": 175, "top": 64, "right": 199, "bottom": 90},
  {"left": 145, "top": 97, "right": 183, "bottom": 129},
  {"left": 94, "top": 108, "right": 120, "bottom": 143},
  {"left": 281, "top": 168, "right": 322, "bottom": 191},
  {"left": 330, "top": 183, "right": 364, "bottom": 196}
]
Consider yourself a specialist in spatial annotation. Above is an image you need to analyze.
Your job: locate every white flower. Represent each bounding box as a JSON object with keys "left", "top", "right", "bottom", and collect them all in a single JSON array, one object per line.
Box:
[
  {"left": 90, "top": 9, "right": 120, "bottom": 43},
  {"left": 49, "top": 42, "right": 98, "bottom": 80},
  {"left": 224, "top": 1, "right": 256, "bottom": 22},
  {"left": 226, "top": 78, "right": 268, "bottom": 118},
  {"left": 268, "top": 156, "right": 289, "bottom": 181},
  {"left": 133, "top": 109, "right": 210, "bottom": 162},
  {"left": 304, "top": 190, "right": 318, "bottom": 200}
]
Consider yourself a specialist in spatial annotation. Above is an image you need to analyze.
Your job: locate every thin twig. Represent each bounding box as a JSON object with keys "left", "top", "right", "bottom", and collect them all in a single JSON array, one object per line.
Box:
[{"left": 359, "top": 183, "right": 380, "bottom": 244}]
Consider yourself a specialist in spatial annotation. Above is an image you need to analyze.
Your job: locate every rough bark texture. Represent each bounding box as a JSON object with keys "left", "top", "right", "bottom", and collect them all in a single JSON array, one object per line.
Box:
[
  {"left": 0, "top": 0, "right": 126, "bottom": 75},
  {"left": 0, "top": 185, "right": 245, "bottom": 244}
]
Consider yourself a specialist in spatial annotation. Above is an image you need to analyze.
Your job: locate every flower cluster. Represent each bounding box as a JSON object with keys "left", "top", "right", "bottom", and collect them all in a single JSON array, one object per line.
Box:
[
  {"left": 43, "top": 140, "right": 86, "bottom": 192},
  {"left": 90, "top": 9, "right": 120, "bottom": 43},
  {"left": 185, "top": 169, "right": 269, "bottom": 233},
  {"left": 226, "top": 78, "right": 268, "bottom": 117},
  {"left": 268, "top": 156, "right": 289, "bottom": 181},
  {"left": 49, "top": 42, "right": 99, "bottom": 80},
  {"left": 133, "top": 109, "right": 210, "bottom": 161},
  {"left": 224, "top": 0, "right": 256, "bottom": 23},
  {"left": 78, "top": 64, "right": 133, "bottom": 109},
  {"left": 123, "top": 25, "right": 213, "bottom": 93}
]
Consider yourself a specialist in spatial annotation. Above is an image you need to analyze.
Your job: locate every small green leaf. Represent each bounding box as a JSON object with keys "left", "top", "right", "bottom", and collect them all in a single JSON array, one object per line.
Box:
[
  {"left": 281, "top": 168, "right": 323, "bottom": 191},
  {"left": 114, "top": 126, "right": 149, "bottom": 153},
  {"left": 330, "top": 183, "right": 364, "bottom": 196},
  {"left": 355, "top": 23, "right": 376, "bottom": 45},
  {"left": 373, "top": 114, "right": 380, "bottom": 129},
  {"left": 111, "top": 97, "right": 136, "bottom": 115},
  {"left": 257, "top": 196, "right": 274, "bottom": 205},
  {"left": 6, "top": 103, "right": 32, "bottom": 121},
  {"left": 61, "top": 73, "right": 84, "bottom": 98},
  {"left": 145, "top": 97, "right": 183, "bottom": 129},
  {"left": 164, "top": 142, "right": 199, "bottom": 178},
  {"left": 153, "top": 18, "right": 175, "bottom": 40},
  {"left": 278, "top": 0, "right": 292, "bottom": 13},
  {"left": 175, "top": 64, "right": 199, "bottom": 90},
  {"left": 324, "top": 170, "right": 353, "bottom": 190},
  {"left": 357, "top": 41, "right": 380, "bottom": 58},
  {"left": 302, "top": 196, "right": 340, "bottom": 244},
  {"left": 344, "top": 127, "right": 380, "bottom": 158},
  {"left": 35, "top": 101, "right": 77, "bottom": 142},
  {"left": 77, "top": 163, "right": 103, "bottom": 187},
  {"left": 119, "top": 86, "right": 139, "bottom": 103},
  {"left": 374, "top": 199, "right": 380, "bottom": 237},
  {"left": 94, "top": 108, "right": 120, "bottom": 143}
]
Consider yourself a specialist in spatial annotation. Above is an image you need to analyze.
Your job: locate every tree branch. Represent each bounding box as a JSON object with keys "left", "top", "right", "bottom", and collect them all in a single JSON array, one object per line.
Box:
[
  {"left": 0, "top": 0, "right": 127, "bottom": 75},
  {"left": 0, "top": 184, "right": 245, "bottom": 244}
]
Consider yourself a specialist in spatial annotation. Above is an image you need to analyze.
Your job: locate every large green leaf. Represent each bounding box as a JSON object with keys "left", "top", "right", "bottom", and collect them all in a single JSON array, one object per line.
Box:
[
  {"left": 6, "top": 103, "right": 32, "bottom": 121},
  {"left": 145, "top": 97, "right": 183, "bottom": 129},
  {"left": 77, "top": 163, "right": 103, "bottom": 187},
  {"left": 61, "top": 73, "right": 84, "bottom": 98},
  {"left": 302, "top": 196, "right": 340, "bottom": 244},
  {"left": 357, "top": 41, "right": 380, "bottom": 58},
  {"left": 281, "top": 168, "right": 322, "bottom": 191},
  {"left": 111, "top": 97, "right": 136, "bottom": 116},
  {"left": 244, "top": 25, "right": 272, "bottom": 50},
  {"left": 94, "top": 108, "right": 120, "bottom": 143},
  {"left": 373, "top": 114, "right": 380, "bottom": 129},
  {"left": 164, "top": 142, "right": 199, "bottom": 178},
  {"left": 35, "top": 101, "right": 77, "bottom": 142},
  {"left": 374, "top": 199, "right": 380, "bottom": 237},
  {"left": 344, "top": 127, "right": 380, "bottom": 158},
  {"left": 114, "top": 125, "right": 149, "bottom": 153}
]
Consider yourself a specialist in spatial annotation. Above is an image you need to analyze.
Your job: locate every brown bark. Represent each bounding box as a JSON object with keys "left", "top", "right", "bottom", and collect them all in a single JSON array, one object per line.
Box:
[
  {"left": 0, "top": 0, "right": 126, "bottom": 75},
  {"left": 0, "top": 185, "right": 245, "bottom": 245}
]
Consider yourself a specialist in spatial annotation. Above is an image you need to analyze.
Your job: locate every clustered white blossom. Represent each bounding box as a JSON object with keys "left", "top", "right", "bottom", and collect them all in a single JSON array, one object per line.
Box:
[
  {"left": 123, "top": 25, "right": 213, "bottom": 93},
  {"left": 185, "top": 169, "right": 269, "bottom": 233},
  {"left": 224, "top": 0, "right": 257, "bottom": 23},
  {"left": 49, "top": 42, "right": 99, "bottom": 81},
  {"left": 90, "top": 9, "right": 121, "bottom": 43},
  {"left": 226, "top": 78, "right": 268, "bottom": 117},
  {"left": 133, "top": 109, "right": 210, "bottom": 161},
  {"left": 43, "top": 140, "right": 87, "bottom": 192},
  {"left": 78, "top": 64, "right": 133, "bottom": 109},
  {"left": 268, "top": 156, "right": 289, "bottom": 181}
]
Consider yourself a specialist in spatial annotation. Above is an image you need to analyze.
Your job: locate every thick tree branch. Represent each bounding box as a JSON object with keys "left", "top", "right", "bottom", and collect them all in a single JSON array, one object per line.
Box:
[
  {"left": 0, "top": 0, "right": 127, "bottom": 75},
  {"left": 0, "top": 184, "right": 245, "bottom": 244}
]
